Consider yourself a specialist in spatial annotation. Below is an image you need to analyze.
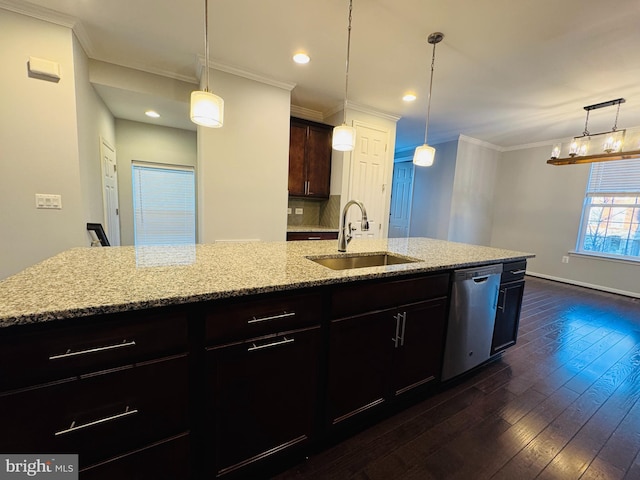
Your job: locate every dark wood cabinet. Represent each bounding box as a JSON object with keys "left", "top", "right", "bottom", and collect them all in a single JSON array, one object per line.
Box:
[
  {"left": 288, "top": 118, "right": 332, "bottom": 198},
  {"left": 0, "top": 309, "right": 191, "bottom": 474},
  {"left": 204, "top": 293, "right": 323, "bottom": 477},
  {"left": 491, "top": 261, "right": 526, "bottom": 355},
  {"left": 326, "top": 275, "right": 449, "bottom": 428},
  {"left": 286, "top": 231, "right": 338, "bottom": 241}
]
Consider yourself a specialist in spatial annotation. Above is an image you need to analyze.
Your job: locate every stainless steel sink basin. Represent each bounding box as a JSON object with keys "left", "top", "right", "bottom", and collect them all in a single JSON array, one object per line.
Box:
[{"left": 308, "top": 252, "right": 420, "bottom": 270}]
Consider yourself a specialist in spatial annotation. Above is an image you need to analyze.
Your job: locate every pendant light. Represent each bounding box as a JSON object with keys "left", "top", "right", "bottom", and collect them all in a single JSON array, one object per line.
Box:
[
  {"left": 190, "top": 0, "right": 224, "bottom": 128},
  {"left": 414, "top": 32, "right": 444, "bottom": 167},
  {"left": 332, "top": 0, "right": 356, "bottom": 152}
]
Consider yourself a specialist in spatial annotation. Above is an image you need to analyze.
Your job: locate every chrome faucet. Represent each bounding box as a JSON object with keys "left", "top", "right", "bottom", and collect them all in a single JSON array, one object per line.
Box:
[{"left": 338, "top": 200, "right": 370, "bottom": 252}]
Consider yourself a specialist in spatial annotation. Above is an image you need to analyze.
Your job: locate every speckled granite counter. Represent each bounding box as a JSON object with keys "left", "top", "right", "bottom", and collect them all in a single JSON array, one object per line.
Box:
[{"left": 0, "top": 238, "right": 533, "bottom": 327}]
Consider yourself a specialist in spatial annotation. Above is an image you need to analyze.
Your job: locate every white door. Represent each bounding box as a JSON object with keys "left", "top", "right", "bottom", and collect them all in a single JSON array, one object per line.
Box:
[
  {"left": 100, "top": 138, "right": 121, "bottom": 246},
  {"left": 388, "top": 161, "right": 414, "bottom": 238},
  {"left": 348, "top": 124, "right": 389, "bottom": 239}
]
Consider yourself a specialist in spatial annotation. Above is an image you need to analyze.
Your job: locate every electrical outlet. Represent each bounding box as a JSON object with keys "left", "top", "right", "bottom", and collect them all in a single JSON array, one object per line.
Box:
[
  {"left": 562, "top": 256, "right": 570, "bottom": 264},
  {"left": 295, "top": 208, "right": 303, "bottom": 215}
]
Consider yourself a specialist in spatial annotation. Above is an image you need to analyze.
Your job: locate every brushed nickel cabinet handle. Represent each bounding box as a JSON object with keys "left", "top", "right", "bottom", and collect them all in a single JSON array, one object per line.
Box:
[
  {"left": 49, "top": 340, "right": 136, "bottom": 360},
  {"left": 399, "top": 312, "right": 407, "bottom": 347},
  {"left": 248, "top": 337, "right": 295, "bottom": 352},
  {"left": 307, "top": 237, "right": 322, "bottom": 240},
  {"left": 55, "top": 406, "right": 138, "bottom": 436},
  {"left": 510, "top": 269, "right": 526, "bottom": 275},
  {"left": 497, "top": 289, "right": 506, "bottom": 311},
  {"left": 392, "top": 313, "right": 401, "bottom": 348},
  {"left": 247, "top": 312, "right": 296, "bottom": 324}
]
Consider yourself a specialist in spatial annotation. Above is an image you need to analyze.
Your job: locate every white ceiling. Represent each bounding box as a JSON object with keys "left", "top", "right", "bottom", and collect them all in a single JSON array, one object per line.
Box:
[{"left": 6, "top": 0, "right": 640, "bottom": 151}]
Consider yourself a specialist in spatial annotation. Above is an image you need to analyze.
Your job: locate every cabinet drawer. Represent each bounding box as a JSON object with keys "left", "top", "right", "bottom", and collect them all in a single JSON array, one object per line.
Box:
[
  {"left": 0, "top": 310, "right": 188, "bottom": 391},
  {"left": 0, "top": 354, "right": 189, "bottom": 469},
  {"left": 205, "top": 292, "right": 323, "bottom": 345},
  {"left": 80, "top": 433, "right": 190, "bottom": 480},
  {"left": 331, "top": 274, "right": 449, "bottom": 318},
  {"left": 501, "top": 260, "right": 527, "bottom": 283}
]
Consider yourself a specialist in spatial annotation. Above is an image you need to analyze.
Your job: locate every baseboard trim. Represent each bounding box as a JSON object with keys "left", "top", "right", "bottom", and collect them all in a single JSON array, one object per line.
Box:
[{"left": 526, "top": 271, "right": 640, "bottom": 299}]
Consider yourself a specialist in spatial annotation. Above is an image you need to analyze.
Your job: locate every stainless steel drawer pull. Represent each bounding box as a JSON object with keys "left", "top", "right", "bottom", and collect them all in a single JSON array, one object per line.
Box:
[
  {"left": 248, "top": 337, "right": 294, "bottom": 352},
  {"left": 307, "top": 237, "right": 322, "bottom": 240},
  {"left": 510, "top": 269, "right": 526, "bottom": 275},
  {"left": 49, "top": 340, "right": 136, "bottom": 360},
  {"left": 54, "top": 406, "right": 138, "bottom": 436},
  {"left": 247, "top": 312, "right": 295, "bottom": 324}
]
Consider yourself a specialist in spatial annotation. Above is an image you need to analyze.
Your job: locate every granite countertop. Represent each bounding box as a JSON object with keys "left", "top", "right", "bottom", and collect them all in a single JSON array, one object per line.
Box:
[
  {"left": 287, "top": 226, "right": 339, "bottom": 233},
  {"left": 0, "top": 238, "right": 534, "bottom": 327}
]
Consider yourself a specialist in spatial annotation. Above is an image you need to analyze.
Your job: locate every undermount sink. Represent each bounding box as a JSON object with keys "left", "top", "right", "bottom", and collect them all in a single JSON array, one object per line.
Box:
[{"left": 308, "top": 252, "right": 420, "bottom": 270}]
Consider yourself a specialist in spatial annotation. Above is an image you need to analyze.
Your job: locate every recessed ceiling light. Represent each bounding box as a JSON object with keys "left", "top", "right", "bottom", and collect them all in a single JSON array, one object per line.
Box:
[
  {"left": 403, "top": 93, "right": 417, "bottom": 102},
  {"left": 293, "top": 52, "right": 310, "bottom": 64},
  {"left": 145, "top": 110, "right": 160, "bottom": 118}
]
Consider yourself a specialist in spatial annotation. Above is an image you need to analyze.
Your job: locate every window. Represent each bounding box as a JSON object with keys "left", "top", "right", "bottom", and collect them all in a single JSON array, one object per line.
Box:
[
  {"left": 577, "top": 159, "right": 640, "bottom": 260},
  {"left": 132, "top": 163, "right": 196, "bottom": 246}
]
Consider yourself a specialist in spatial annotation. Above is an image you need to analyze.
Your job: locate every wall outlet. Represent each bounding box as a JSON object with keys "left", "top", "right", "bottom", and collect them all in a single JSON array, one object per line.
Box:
[
  {"left": 35, "top": 193, "right": 62, "bottom": 209},
  {"left": 287, "top": 208, "right": 292, "bottom": 215},
  {"left": 562, "top": 256, "right": 570, "bottom": 264},
  {"left": 295, "top": 208, "right": 303, "bottom": 215}
]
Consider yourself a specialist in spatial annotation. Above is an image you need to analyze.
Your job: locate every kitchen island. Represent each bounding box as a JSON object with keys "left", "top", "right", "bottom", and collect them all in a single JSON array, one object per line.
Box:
[{"left": 0, "top": 238, "right": 533, "bottom": 479}]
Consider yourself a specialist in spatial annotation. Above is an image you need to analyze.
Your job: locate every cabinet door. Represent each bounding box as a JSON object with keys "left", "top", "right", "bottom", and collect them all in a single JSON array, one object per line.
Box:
[
  {"left": 391, "top": 299, "right": 447, "bottom": 397},
  {"left": 491, "top": 280, "right": 525, "bottom": 354},
  {"left": 326, "top": 310, "right": 393, "bottom": 427},
  {"left": 206, "top": 326, "right": 320, "bottom": 477},
  {"left": 288, "top": 122, "right": 307, "bottom": 196},
  {"left": 305, "top": 125, "right": 332, "bottom": 198}
]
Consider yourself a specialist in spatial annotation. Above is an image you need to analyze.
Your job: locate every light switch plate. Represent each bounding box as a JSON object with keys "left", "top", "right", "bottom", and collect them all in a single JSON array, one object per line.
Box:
[
  {"left": 295, "top": 208, "right": 303, "bottom": 215},
  {"left": 35, "top": 194, "right": 62, "bottom": 209}
]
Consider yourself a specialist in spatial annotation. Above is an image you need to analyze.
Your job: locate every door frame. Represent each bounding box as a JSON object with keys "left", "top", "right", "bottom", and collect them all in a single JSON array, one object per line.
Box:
[{"left": 99, "top": 136, "right": 121, "bottom": 246}]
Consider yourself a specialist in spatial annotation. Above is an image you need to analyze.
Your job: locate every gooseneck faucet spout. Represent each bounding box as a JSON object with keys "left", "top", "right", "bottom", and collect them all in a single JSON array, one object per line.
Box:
[{"left": 338, "top": 200, "right": 369, "bottom": 252}]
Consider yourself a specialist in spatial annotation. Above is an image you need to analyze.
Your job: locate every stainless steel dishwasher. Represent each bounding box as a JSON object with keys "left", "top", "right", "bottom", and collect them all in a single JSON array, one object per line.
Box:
[{"left": 442, "top": 264, "right": 502, "bottom": 381}]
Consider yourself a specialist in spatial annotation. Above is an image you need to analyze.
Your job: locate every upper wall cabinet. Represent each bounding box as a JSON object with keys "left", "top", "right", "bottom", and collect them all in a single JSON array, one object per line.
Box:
[{"left": 288, "top": 118, "right": 332, "bottom": 199}]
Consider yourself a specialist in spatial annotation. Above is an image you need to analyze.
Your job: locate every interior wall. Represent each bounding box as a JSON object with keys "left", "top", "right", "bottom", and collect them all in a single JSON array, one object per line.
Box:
[
  {"left": 73, "top": 35, "right": 115, "bottom": 242},
  {"left": 198, "top": 70, "right": 291, "bottom": 242},
  {"left": 115, "top": 119, "right": 197, "bottom": 246},
  {"left": 448, "top": 137, "right": 500, "bottom": 245},
  {"left": 491, "top": 143, "right": 640, "bottom": 296},
  {"left": 409, "top": 139, "right": 458, "bottom": 239},
  {"left": 0, "top": 10, "right": 84, "bottom": 280}
]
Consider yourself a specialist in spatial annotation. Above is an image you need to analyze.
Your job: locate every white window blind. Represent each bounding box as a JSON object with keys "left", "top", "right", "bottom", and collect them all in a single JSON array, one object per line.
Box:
[
  {"left": 132, "top": 163, "right": 196, "bottom": 246},
  {"left": 587, "top": 158, "right": 640, "bottom": 195}
]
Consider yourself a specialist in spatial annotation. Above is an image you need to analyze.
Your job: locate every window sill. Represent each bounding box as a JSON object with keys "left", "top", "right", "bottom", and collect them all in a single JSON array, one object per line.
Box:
[{"left": 569, "top": 250, "right": 640, "bottom": 266}]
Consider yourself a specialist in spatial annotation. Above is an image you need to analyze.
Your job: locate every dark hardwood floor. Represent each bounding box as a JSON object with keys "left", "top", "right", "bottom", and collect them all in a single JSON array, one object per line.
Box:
[{"left": 275, "top": 276, "right": 640, "bottom": 480}]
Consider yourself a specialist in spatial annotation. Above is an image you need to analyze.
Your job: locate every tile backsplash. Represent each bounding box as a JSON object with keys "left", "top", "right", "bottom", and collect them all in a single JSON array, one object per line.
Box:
[{"left": 288, "top": 195, "right": 340, "bottom": 228}]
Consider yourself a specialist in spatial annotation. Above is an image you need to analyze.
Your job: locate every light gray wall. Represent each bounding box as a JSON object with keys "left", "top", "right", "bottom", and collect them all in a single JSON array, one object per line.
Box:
[
  {"left": 0, "top": 10, "right": 85, "bottom": 279},
  {"left": 198, "top": 70, "right": 291, "bottom": 242},
  {"left": 490, "top": 143, "right": 640, "bottom": 296},
  {"left": 448, "top": 138, "right": 500, "bottom": 245},
  {"left": 73, "top": 36, "right": 116, "bottom": 242},
  {"left": 409, "top": 140, "right": 458, "bottom": 239},
  {"left": 115, "top": 119, "right": 197, "bottom": 246}
]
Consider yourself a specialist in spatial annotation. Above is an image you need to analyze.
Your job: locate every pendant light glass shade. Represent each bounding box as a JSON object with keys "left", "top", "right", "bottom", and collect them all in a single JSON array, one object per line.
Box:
[
  {"left": 332, "top": 124, "right": 356, "bottom": 151},
  {"left": 190, "top": 91, "right": 224, "bottom": 128},
  {"left": 191, "top": 0, "right": 223, "bottom": 128},
  {"left": 413, "top": 144, "right": 436, "bottom": 167},
  {"left": 414, "top": 32, "right": 444, "bottom": 167}
]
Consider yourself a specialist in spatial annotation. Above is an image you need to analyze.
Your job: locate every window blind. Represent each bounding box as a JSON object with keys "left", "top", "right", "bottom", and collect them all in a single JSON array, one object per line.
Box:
[
  {"left": 132, "top": 163, "right": 196, "bottom": 246},
  {"left": 587, "top": 158, "right": 640, "bottom": 196}
]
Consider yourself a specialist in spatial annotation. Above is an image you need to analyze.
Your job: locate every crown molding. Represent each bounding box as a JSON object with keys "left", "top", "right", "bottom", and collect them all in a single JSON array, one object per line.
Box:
[
  {"left": 195, "top": 55, "right": 296, "bottom": 91},
  {"left": 458, "top": 134, "right": 504, "bottom": 152},
  {"left": 501, "top": 137, "right": 567, "bottom": 152},
  {"left": 0, "top": 0, "right": 76, "bottom": 27},
  {"left": 325, "top": 101, "right": 401, "bottom": 123},
  {"left": 290, "top": 106, "right": 325, "bottom": 123}
]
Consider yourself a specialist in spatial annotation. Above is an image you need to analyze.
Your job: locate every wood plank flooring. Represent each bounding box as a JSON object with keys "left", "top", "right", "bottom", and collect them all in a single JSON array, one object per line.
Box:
[{"left": 274, "top": 276, "right": 640, "bottom": 480}]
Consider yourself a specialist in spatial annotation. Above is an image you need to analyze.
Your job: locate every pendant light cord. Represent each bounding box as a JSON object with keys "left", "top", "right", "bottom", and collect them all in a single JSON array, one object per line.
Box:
[
  {"left": 204, "top": 0, "right": 210, "bottom": 93},
  {"left": 342, "top": 0, "right": 353, "bottom": 125},
  {"left": 424, "top": 40, "right": 438, "bottom": 145}
]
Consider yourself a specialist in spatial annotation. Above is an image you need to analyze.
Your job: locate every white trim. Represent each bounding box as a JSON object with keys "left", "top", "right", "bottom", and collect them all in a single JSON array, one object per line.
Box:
[
  {"left": 568, "top": 250, "right": 640, "bottom": 266},
  {"left": 195, "top": 56, "right": 296, "bottom": 91},
  {"left": 290, "top": 106, "right": 325, "bottom": 123},
  {"left": 526, "top": 271, "right": 640, "bottom": 299},
  {"left": 458, "top": 134, "right": 503, "bottom": 152},
  {"left": 325, "top": 101, "right": 401, "bottom": 123},
  {"left": 502, "top": 137, "right": 568, "bottom": 152},
  {"left": 0, "top": 0, "right": 76, "bottom": 28}
]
